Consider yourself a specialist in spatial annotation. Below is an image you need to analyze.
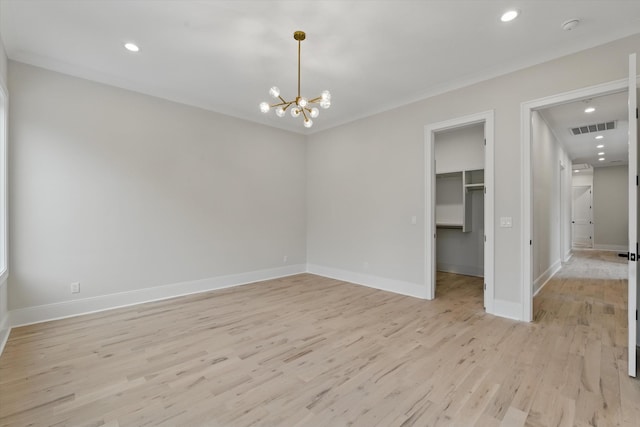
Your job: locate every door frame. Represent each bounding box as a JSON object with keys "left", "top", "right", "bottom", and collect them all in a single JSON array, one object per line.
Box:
[
  {"left": 424, "top": 110, "right": 494, "bottom": 313},
  {"left": 521, "top": 78, "right": 630, "bottom": 322},
  {"left": 571, "top": 184, "right": 594, "bottom": 249},
  {"left": 559, "top": 161, "right": 571, "bottom": 262},
  {"left": 628, "top": 53, "right": 638, "bottom": 377}
]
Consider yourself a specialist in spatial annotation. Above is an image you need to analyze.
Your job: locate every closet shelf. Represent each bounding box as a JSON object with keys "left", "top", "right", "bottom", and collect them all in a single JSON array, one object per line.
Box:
[
  {"left": 465, "top": 183, "right": 484, "bottom": 191},
  {"left": 435, "top": 168, "right": 484, "bottom": 232},
  {"left": 436, "top": 222, "right": 464, "bottom": 229}
]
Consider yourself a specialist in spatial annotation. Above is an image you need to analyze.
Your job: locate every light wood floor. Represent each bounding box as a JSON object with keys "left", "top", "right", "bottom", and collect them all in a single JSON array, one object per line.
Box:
[{"left": 1, "top": 251, "right": 639, "bottom": 426}]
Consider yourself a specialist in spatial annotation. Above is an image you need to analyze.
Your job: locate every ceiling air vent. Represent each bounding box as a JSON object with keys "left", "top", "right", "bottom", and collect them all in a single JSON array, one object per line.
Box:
[
  {"left": 570, "top": 121, "right": 616, "bottom": 136},
  {"left": 572, "top": 163, "right": 591, "bottom": 170}
]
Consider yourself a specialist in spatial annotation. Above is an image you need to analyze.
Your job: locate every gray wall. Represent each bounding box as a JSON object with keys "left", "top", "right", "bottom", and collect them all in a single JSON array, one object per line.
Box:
[
  {"left": 8, "top": 62, "right": 307, "bottom": 309},
  {"left": 434, "top": 124, "right": 484, "bottom": 174},
  {"left": 307, "top": 33, "right": 640, "bottom": 313},
  {"left": 5, "top": 32, "right": 640, "bottom": 321},
  {"left": 532, "top": 111, "right": 570, "bottom": 293},
  {"left": 594, "top": 165, "right": 628, "bottom": 250},
  {"left": 436, "top": 191, "right": 484, "bottom": 277}
]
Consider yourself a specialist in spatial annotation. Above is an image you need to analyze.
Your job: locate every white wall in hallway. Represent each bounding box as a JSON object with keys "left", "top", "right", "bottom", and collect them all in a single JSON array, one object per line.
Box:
[
  {"left": 532, "top": 111, "right": 570, "bottom": 294},
  {"left": 593, "top": 165, "right": 628, "bottom": 251}
]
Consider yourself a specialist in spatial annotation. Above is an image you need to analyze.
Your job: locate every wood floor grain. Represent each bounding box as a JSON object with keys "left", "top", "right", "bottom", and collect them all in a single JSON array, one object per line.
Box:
[{"left": 1, "top": 250, "right": 639, "bottom": 426}]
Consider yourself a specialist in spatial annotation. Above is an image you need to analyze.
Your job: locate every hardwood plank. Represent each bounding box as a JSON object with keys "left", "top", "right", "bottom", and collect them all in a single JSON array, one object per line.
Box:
[{"left": 0, "top": 250, "right": 639, "bottom": 426}]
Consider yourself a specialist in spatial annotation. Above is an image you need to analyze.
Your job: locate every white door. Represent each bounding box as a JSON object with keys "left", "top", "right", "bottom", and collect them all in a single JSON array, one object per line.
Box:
[
  {"left": 571, "top": 186, "right": 593, "bottom": 248},
  {"left": 628, "top": 53, "right": 638, "bottom": 378}
]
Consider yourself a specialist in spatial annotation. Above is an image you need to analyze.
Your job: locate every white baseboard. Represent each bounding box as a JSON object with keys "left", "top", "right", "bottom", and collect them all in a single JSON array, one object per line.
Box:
[
  {"left": 8, "top": 264, "right": 307, "bottom": 328},
  {"left": 0, "top": 278, "right": 8, "bottom": 356},
  {"left": 533, "top": 259, "right": 562, "bottom": 297},
  {"left": 492, "top": 298, "right": 523, "bottom": 321},
  {"left": 306, "top": 264, "right": 427, "bottom": 299},
  {"left": 593, "top": 244, "right": 627, "bottom": 252},
  {"left": 564, "top": 250, "right": 573, "bottom": 263},
  {"left": 0, "top": 316, "right": 9, "bottom": 358},
  {"left": 436, "top": 263, "right": 484, "bottom": 278}
]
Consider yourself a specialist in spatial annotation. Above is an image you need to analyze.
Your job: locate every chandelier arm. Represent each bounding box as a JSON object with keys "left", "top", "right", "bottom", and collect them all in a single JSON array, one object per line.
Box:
[
  {"left": 278, "top": 95, "right": 288, "bottom": 103},
  {"left": 300, "top": 107, "right": 309, "bottom": 121},
  {"left": 270, "top": 101, "right": 293, "bottom": 108},
  {"left": 308, "top": 96, "right": 322, "bottom": 103}
]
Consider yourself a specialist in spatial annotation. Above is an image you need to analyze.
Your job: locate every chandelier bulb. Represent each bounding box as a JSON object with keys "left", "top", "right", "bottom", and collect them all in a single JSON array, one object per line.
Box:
[
  {"left": 310, "top": 107, "right": 319, "bottom": 118},
  {"left": 298, "top": 97, "right": 308, "bottom": 108},
  {"left": 304, "top": 119, "right": 313, "bottom": 128},
  {"left": 321, "top": 90, "right": 331, "bottom": 101},
  {"left": 269, "top": 86, "right": 280, "bottom": 98},
  {"left": 320, "top": 99, "right": 331, "bottom": 109},
  {"left": 290, "top": 107, "right": 301, "bottom": 118},
  {"left": 259, "top": 102, "right": 270, "bottom": 113},
  {"left": 275, "top": 107, "right": 286, "bottom": 117}
]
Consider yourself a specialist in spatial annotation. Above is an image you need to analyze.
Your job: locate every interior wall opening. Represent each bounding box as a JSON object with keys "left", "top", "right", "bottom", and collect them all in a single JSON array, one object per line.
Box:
[
  {"left": 530, "top": 89, "right": 636, "bottom": 372},
  {"left": 434, "top": 123, "right": 485, "bottom": 306}
]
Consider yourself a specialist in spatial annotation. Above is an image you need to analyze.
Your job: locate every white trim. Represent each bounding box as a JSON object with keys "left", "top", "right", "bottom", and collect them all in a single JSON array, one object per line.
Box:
[
  {"left": 0, "top": 326, "right": 9, "bottom": 357},
  {"left": 492, "top": 299, "right": 522, "bottom": 321},
  {"left": 533, "top": 259, "right": 562, "bottom": 296},
  {"left": 8, "top": 264, "right": 306, "bottom": 328},
  {"left": 0, "top": 278, "right": 7, "bottom": 356},
  {"left": 0, "top": 83, "right": 7, "bottom": 279},
  {"left": 521, "top": 78, "right": 629, "bottom": 322},
  {"left": 628, "top": 53, "right": 638, "bottom": 378},
  {"left": 424, "top": 110, "right": 495, "bottom": 313},
  {"left": 306, "top": 264, "right": 427, "bottom": 299},
  {"left": 593, "top": 244, "right": 628, "bottom": 252},
  {"left": 564, "top": 250, "right": 573, "bottom": 263}
]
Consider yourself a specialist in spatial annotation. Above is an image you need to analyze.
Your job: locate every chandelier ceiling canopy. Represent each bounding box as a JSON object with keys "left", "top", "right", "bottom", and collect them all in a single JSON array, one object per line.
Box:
[{"left": 259, "top": 31, "right": 331, "bottom": 129}]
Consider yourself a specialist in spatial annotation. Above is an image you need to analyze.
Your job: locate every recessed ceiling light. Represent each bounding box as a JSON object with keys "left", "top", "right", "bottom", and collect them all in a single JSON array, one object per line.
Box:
[
  {"left": 584, "top": 107, "right": 596, "bottom": 113},
  {"left": 124, "top": 42, "right": 140, "bottom": 52},
  {"left": 598, "top": 157, "right": 605, "bottom": 161},
  {"left": 574, "top": 170, "right": 580, "bottom": 173},
  {"left": 598, "top": 152, "right": 605, "bottom": 155},
  {"left": 597, "top": 144, "right": 604, "bottom": 148},
  {"left": 595, "top": 135, "right": 604, "bottom": 139},
  {"left": 500, "top": 10, "right": 519, "bottom": 22}
]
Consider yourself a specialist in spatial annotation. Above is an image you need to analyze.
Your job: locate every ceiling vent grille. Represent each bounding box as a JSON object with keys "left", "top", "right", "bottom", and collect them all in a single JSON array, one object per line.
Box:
[
  {"left": 570, "top": 121, "right": 616, "bottom": 136},
  {"left": 572, "top": 163, "right": 591, "bottom": 170}
]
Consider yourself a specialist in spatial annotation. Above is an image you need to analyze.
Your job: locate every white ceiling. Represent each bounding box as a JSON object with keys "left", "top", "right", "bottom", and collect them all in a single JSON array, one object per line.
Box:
[
  {"left": 1, "top": 1, "right": 640, "bottom": 134},
  {"left": 539, "top": 91, "right": 629, "bottom": 169}
]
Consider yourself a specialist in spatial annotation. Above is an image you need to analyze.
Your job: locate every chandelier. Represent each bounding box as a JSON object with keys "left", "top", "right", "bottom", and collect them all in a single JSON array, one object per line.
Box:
[{"left": 259, "top": 31, "right": 331, "bottom": 128}]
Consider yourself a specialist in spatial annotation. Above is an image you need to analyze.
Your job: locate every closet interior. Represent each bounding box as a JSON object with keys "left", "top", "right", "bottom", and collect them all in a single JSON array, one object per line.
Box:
[{"left": 434, "top": 123, "right": 485, "bottom": 280}]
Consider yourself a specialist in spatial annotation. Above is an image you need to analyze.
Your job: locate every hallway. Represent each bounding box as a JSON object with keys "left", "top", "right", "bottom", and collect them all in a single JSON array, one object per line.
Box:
[{"left": 532, "top": 249, "right": 638, "bottom": 426}]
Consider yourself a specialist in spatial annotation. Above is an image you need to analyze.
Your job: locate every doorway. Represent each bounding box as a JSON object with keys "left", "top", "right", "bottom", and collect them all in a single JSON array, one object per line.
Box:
[
  {"left": 522, "top": 54, "right": 638, "bottom": 377},
  {"left": 522, "top": 78, "right": 628, "bottom": 321},
  {"left": 571, "top": 185, "right": 593, "bottom": 248},
  {"left": 424, "top": 111, "right": 494, "bottom": 313}
]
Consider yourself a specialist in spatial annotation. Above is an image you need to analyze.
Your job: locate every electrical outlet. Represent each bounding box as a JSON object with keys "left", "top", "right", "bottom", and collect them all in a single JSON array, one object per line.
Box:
[{"left": 70, "top": 282, "right": 80, "bottom": 294}]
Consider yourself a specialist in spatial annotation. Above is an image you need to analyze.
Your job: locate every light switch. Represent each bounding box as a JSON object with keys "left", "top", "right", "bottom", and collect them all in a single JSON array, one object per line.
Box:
[{"left": 500, "top": 217, "right": 513, "bottom": 228}]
